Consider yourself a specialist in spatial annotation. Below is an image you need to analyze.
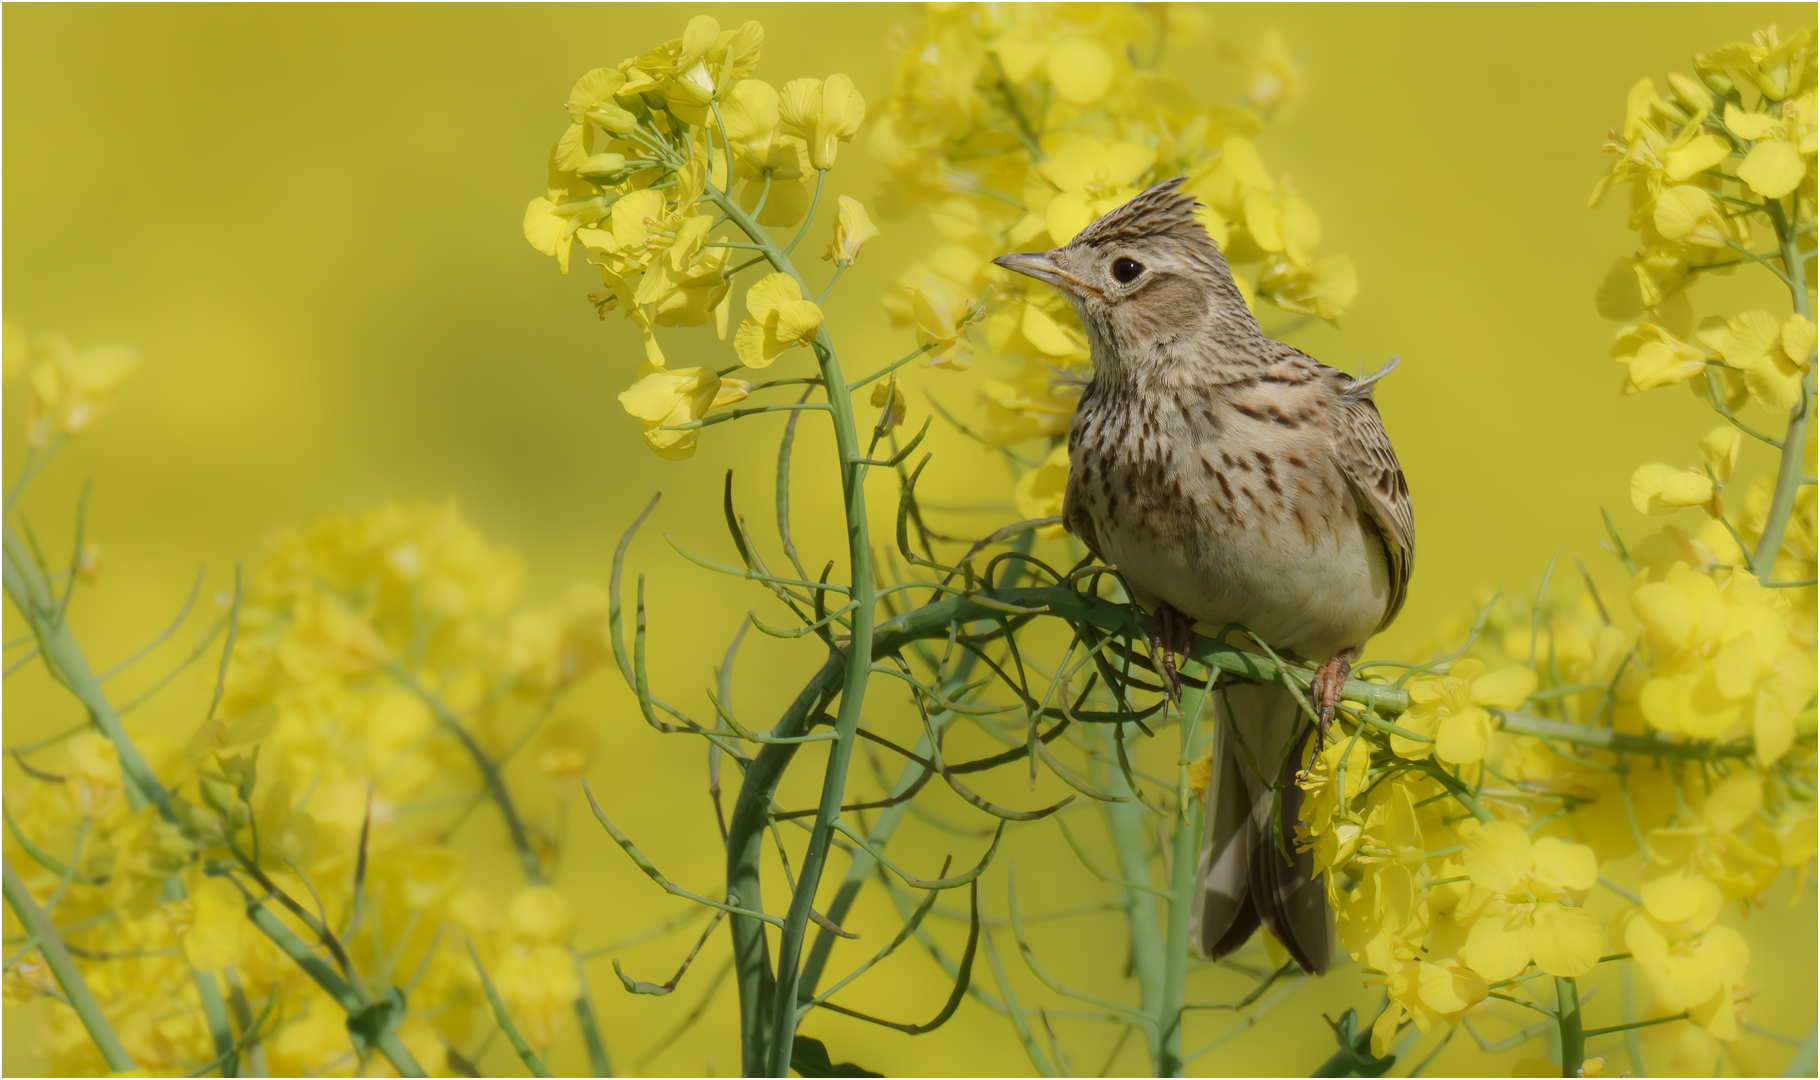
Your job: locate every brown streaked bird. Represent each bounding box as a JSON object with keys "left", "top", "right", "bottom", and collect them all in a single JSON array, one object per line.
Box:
[{"left": 993, "top": 177, "right": 1413, "bottom": 975}]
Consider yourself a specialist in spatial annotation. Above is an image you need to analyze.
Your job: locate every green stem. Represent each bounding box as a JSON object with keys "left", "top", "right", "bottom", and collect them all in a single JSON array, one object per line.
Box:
[
  {"left": 1103, "top": 752, "right": 1165, "bottom": 1066},
  {"left": 1752, "top": 199, "right": 1815, "bottom": 571},
  {"left": 4, "top": 858, "right": 135, "bottom": 1071},
  {"left": 3, "top": 525, "right": 168, "bottom": 813},
  {"left": 468, "top": 940, "right": 553, "bottom": 1078},
  {"left": 387, "top": 663, "right": 544, "bottom": 884},
  {"left": 1556, "top": 976, "right": 1584, "bottom": 1078},
  {"left": 724, "top": 655, "right": 844, "bottom": 1076},
  {"left": 705, "top": 175, "right": 879, "bottom": 1079},
  {"left": 1157, "top": 698, "right": 1206, "bottom": 1077}
]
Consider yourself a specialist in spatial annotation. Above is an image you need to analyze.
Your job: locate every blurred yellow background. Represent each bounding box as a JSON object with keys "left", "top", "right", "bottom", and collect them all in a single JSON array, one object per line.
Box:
[{"left": 5, "top": 3, "right": 1813, "bottom": 1076}]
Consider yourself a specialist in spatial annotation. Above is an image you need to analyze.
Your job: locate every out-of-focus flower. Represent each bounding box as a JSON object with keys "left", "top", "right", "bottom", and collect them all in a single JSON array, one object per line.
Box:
[
  {"left": 870, "top": 376, "right": 906, "bottom": 434},
  {"left": 533, "top": 716, "right": 602, "bottom": 778},
  {"left": 1630, "top": 564, "right": 1794, "bottom": 744},
  {"left": 910, "top": 278, "right": 981, "bottom": 370},
  {"left": 1013, "top": 444, "right": 1069, "bottom": 537},
  {"left": 1245, "top": 30, "right": 1304, "bottom": 113},
  {"left": 22, "top": 334, "right": 142, "bottom": 444},
  {"left": 63, "top": 731, "right": 123, "bottom": 820},
  {"left": 505, "top": 581, "right": 613, "bottom": 690}
]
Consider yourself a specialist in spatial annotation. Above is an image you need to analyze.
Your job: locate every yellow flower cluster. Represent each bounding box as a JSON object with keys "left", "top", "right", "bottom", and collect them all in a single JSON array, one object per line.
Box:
[
  {"left": 524, "top": 16, "right": 877, "bottom": 460},
  {"left": 6, "top": 500, "right": 616, "bottom": 1073},
  {"left": 1300, "top": 565, "right": 1813, "bottom": 1059},
  {"left": 1294, "top": 28, "right": 1816, "bottom": 1063},
  {"left": 869, "top": 3, "right": 1358, "bottom": 447}
]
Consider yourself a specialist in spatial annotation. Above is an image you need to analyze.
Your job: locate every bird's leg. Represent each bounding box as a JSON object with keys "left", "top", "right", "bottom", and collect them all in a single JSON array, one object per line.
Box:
[
  {"left": 1309, "top": 645, "right": 1361, "bottom": 749},
  {"left": 1147, "top": 602, "right": 1192, "bottom": 704}
]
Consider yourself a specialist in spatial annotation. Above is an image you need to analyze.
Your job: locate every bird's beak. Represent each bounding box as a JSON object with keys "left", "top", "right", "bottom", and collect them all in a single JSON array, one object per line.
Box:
[{"left": 992, "top": 250, "right": 1094, "bottom": 296}]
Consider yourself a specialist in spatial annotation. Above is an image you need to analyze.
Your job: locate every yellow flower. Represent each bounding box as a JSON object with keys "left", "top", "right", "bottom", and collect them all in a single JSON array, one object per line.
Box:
[
  {"left": 1391, "top": 660, "right": 1536, "bottom": 764},
  {"left": 1612, "top": 901, "right": 1751, "bottom": 1039},
  {"left": 825, "top": 195, "right": 881, "bottom": 267},
  {"left": 1013, "top": 444, "right": 1070, "bottom": 538},
  {"left": 1630, "top": 462, "right": 1715, "bottom": 515},
  {"left": 1695, "top": 310, "right": 1813, "bottom": 413},
  {"left": 1245, "top": 29, "right": 1304, "bottom": 113},
  {"left": 1256, "top": 253, "right": 1358, "bottom": 322},
  {"left": 1038, "top": 133, "right": 1156, "bottom": 244},
  {"left": 1611, "top": 322, "right": 1708, "bottom": 393},
  {"left": 1630, "top": 564, "right": 1792, "bottom": 741},
  {"left": 63, "top": 731, "right": 123, "bottom": 820},
  {"left": 1456, "top": 821, "right": 1603, "bottom": 981},
  {"left": 504, "top": 581, "right": 614, "bottom": 690},
  {"left": 990, "top": 21, "right": 1125, "bottom": 107},
  {"left": 1297, "top": 730, "right": 1374, "bottom": 868},
  {"left": 565, "top": 66, "right": 638, "bottom": 136},
  {"left": 909, "top": 278, "right": 980, "bottom": 370},
  {"left": 177, "top": 876, "right": 248, "bottom": 972},
  {"left": 24, "top": 334, "right": 143, "bottom": 444},
  {"left": 627, "top": 16, "right": 765, "bottom": 113},
  {"left": 617, "top": 361, "right": 749, "bottom": 460},
  {"left": 869, "top": 376, "right": 906, "bottom": 435},
  {"left": 719, "top": 78, "right": 781, "bottom": 168},
  {"left": 734, "top": 273, "right": 824, "bottom": 368},
  {"left": 1365, "top": 937, "right": 1488, "bottom": 1059},
  {"left": 534, "top": 716, "right": 601, "bottom": 779},
  {"left": 779, "top": 74, "right": 865, "bottom": 170},
  {"left": 1728, "top": 90, "right": 1816, "bottom": 199},
  {"left": 1698, "top": 426, "right": 1742, "bottom": 485}
]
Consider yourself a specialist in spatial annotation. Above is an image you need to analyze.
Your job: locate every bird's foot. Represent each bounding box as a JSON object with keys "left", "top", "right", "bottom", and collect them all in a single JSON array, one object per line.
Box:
[
  {"left": 1147, "top": 602, "right": 1193, "bottom": 704},
  {"left": 1309, "top": 646, "right": 1361, "bottom": 750}
]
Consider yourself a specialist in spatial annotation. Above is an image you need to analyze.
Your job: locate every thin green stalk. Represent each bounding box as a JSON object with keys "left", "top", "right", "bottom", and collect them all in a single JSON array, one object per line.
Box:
[
  {"left": 1556, "top": 976, "right": 1584, "bottom": 1078},
  {"left": 1157, "top": 690, "right": 1208, "bottom": 1077},
  {"left": 724, "top": 654, "right": 844, "bottom": 1076},
  {"left": 3, "top": 525, "right": 168, "bottom": 812},
  {"left": 4, "top": 858, "right": 135, "bottom": 1071},
  {"left": 1752, "top": 198, "right": 1816, "bottom": 571},
  {"left": 468, "top": 940, "right": 553, "bottom": 1078},
  {"left": 1102, "top": 739, "right": 1166, "bottom": 1066},
  {"left": 386, "top": 663, "right": 544, "bottom": 884},
  {"left": 704, "top": 176, "right": 880, "bottom": 1080}
]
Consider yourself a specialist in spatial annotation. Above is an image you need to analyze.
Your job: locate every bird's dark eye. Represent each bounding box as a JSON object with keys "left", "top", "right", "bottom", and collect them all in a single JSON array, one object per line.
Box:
[{"left": 1111, "top": 257, "right": 1144, "bottom": 284}]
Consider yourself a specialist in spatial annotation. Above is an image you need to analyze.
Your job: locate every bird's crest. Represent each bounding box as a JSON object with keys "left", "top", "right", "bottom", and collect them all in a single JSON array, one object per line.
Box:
[{"left": 1068, "top": 176, "right": 1208, "bottom": 250}]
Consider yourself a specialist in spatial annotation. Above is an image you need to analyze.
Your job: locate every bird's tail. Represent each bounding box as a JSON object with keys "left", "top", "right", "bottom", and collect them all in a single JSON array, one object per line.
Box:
[{"left": 1188, "top": 680, "right": 1333, "bottom": 974}]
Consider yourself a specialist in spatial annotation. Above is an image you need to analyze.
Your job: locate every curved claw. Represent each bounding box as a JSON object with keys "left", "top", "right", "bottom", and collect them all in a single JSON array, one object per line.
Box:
[
  {"left": 1310, "top": 645, "right": 1362, "bottom": 749},
  {"left": 1147, "top": 602, "right": 1192, "bottom": 704}
]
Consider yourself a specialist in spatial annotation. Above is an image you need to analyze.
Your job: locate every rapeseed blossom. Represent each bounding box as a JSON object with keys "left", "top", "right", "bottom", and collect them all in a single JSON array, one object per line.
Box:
[
  {"left": 1292, "top": 26, "right": 1815, "bottom": 1064},
  {"left": 522, "top": 15, "right": 869, "bottom": 459},
  {"left": 870, "top": 3, "right": 1359, "bottom": 448}
]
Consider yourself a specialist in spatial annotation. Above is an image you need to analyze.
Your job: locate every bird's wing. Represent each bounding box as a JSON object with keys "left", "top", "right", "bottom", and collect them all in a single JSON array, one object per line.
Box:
[{"left": 1329, "top": 397, "right": 1414, "bottom": 633}]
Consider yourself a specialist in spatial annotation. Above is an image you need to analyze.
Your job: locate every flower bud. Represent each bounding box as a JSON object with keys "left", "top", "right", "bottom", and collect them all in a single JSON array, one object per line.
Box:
[
  {"left": 577, "top": 153, "right": 633, "bottom": 186},
  {"left": 587, "top": 101, "right": 639, "bottom": 135},
  {"left": 200, "top": 774, "right": 239, "bottom": 818},
  {"left": 1699, "top": 69, "right": 1735, "bottom": 98},
  {"left": 1666, "top": 72, "right": 1711, "bottom": 113}
]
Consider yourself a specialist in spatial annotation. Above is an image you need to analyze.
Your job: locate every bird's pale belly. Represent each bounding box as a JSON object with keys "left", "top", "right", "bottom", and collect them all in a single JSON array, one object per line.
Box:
[{"left": 1090, "top": 491, "right": 1391, "bottom": 661}]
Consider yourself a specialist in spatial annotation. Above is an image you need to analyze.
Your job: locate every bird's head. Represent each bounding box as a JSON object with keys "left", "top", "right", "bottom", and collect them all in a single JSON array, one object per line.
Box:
[{"left": 992, "top": 177, "right": 1259, "bottom": 373}]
